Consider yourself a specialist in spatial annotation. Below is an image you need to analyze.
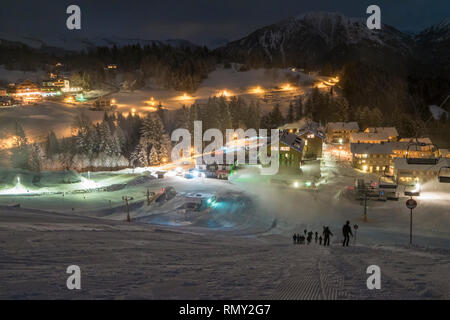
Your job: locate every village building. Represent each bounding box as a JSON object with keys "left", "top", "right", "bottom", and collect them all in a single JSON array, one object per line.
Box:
[
  {"left": 350, "top": 131, "right": 391, "bottom": 144},
  {"left": 439, "top": 149, "right": 450, "bottom": 158},
  {"left": 14, "top": 80, "right": 42, "bottom": 104},
  {"left": 264, "top": 131, "right": 305, "bottom": 173},
  {"left": 350, "top": 142, "right": 393, "bottom": 172},
  {"left": 280, "top": 120, "right": 325, "bottom": 160},
  {"left": 297, "top": 127, "right": 325, "bottom": 160},
  {"left": 325, "top": 122, "right": 359, "bottom": 144},
  {"left": 364, "top": 127, "right": 399, "bottom": 141},
  {"left": 41, "top": 78, "right": 68, "bottom": 95},
  {"left": 391, "top": 138, "right": 436, "bottom": 159}
]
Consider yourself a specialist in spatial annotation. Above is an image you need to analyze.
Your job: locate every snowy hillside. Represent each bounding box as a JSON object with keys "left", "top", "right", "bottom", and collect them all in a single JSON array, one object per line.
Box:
[
  {"left": 0, "top": 205, "right": 449, "bottom": 299},
  {"left": 416, "top": 18, "right": 450, "bottom": 43}
]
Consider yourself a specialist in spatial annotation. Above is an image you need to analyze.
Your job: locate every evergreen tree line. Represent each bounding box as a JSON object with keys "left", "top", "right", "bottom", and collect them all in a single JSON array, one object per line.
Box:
[{"left": 8, "top": 110, "right": 172, "bottom": 172}]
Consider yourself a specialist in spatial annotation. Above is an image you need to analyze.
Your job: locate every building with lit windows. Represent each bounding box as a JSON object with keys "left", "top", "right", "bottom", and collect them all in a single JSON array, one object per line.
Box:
[
  {"left": 264, "top": 131, "right": 305, "bottom": 173},
  {"left": 350, "top": 142, "right": 393, "bottom": 172},
  {"left": 326, "top": 122, "right": 359, "bottom": 144},
  {"left": 14, "top": 80, "right": 42, "bottom": 104}
]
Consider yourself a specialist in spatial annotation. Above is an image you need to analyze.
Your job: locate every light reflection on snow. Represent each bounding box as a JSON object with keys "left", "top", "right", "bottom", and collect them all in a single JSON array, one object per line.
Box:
[{"left": 417, "top": 192, "right": 450, "bottom": 201}]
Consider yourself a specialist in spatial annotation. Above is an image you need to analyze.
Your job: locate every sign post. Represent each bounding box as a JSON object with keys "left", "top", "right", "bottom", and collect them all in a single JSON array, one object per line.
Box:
[
  {"left": 353, "top": 224, "right": 359, "bottom": 245},
  {"left": 406, "top": 198, "right": 417, "bottom": 245}
]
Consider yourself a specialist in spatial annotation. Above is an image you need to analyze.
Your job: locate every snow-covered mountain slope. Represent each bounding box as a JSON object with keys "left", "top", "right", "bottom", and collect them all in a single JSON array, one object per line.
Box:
[
  {"left": 217, "top": 12, "right": 415, "bottom": 67},
  {"left": 417, "top": 18, "right": 450, "bottom": 43},
  {"left": 415, "top": 18, "right": 450, "bottom": 67}
]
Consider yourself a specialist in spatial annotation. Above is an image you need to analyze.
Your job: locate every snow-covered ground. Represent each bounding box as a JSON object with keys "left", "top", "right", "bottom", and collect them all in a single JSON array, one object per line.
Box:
[
  {"left": 0, "top": 102, "right": 104, "bottom": 146},
  {"left": 0, "top": 154, "right": 449, "bottom": 299},
  {"left": 114, "top": 67, "right": 319, "bottom": 115}
]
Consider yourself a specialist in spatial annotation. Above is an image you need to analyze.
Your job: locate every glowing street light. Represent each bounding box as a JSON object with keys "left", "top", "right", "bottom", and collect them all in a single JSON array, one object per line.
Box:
[
  {"left": 249, "top": 86, "right": 264, "bottom": 94},
  {"left": 281, "top": 84, "right": 293, "bottom": 91}
]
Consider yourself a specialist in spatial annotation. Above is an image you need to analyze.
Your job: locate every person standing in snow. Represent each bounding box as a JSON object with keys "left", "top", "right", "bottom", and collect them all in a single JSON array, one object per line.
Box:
[
  {"left": 319, "top": 236, "right": 323, "bottom": 245},
  {"left": 304, "top": 229, "right": 307, "bottom": 236},
  {"left": 293, "top": 233, "right": 297, "bottom": 244},
  {"left": 342, "top": 221, "right": 353, "bottom": 247},
  {"left": 315, "top": 232, "right": 318, "bottom": 243},
  {"left": 307, "top": 231, "right": 313, "bottom": 244},
  {"left": 323, "top": 227, "right": 333, "bottom": 246}
]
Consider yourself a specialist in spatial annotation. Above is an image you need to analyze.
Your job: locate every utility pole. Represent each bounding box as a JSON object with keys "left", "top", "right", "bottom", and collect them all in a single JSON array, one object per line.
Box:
[
  {"left": 362, "top": 186, "right": 368, "bottom": 222},
  {"left": 122, "top": 196, "right": 131, "bottom": 222}
]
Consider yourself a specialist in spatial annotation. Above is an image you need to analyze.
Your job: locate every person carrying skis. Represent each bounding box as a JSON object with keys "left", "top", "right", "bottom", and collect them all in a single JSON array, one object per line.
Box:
[{"left": 342, "top": 221, "right": 353, "bottom": 247}]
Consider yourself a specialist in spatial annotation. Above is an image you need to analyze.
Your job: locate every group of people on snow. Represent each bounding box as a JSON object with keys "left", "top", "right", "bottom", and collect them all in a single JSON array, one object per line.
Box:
[{"left": 292, "top": 221, "right": 354, "bottom": 247}]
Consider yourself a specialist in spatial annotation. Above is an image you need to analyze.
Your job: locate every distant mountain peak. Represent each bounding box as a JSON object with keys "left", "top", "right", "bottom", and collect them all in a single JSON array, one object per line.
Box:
[{"left": 218, "top": 11, "right": 413, "bottom": 68}]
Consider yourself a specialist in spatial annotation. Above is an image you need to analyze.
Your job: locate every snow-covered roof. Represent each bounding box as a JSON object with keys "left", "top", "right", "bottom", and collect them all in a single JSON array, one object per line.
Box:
[
  {"left": 399, "top": 137, "right": 433, "bottom": 145},
  {"left": 364, "top": 127, "right": 399, "bottom": 137},
  {"left": 279, "top": 132, "right": 305, "bottom": 153},
  {"left": 326, "top": 122, "right": 359, "bottom": 131},
  {"left": 393, "top": 157, "right": 450, "bottom": 172},
  {"left": 297, "top": 128, "right": 326, "bottom": 140},
  {"left": 350, "top": 132, "right": 390, "bottom": 142},
  {"left": 279, "top": 119, "right": 324, "bottom": 131},
  {"left": 350, "top": 142, "right": 393, "bottom": 154}
]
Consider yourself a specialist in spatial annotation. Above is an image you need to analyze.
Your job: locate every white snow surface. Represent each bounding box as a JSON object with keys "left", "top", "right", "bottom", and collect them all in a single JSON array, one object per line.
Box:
[{"left": 0, "top": 154, "right": 450, "bottom": 299}]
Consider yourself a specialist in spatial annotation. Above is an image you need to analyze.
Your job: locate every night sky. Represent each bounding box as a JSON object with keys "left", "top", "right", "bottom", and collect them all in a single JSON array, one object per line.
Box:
[{"left": 0, "top": 0, "right": 448, "bottom": 45}]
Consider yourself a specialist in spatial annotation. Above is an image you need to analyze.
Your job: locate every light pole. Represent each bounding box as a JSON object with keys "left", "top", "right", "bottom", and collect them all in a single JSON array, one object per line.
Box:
[{"left": 122, "top": 196, "right": 131, "bottom": 222}]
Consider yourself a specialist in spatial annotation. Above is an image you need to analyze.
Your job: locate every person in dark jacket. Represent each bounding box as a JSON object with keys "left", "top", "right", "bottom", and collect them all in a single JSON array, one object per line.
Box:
[
  {"left": 307, "top": 231, "right": 313, "bottom": 244},
  {"left": 315, "top": 232, "right": 318, "bottom": 243},
  {"left": 293, "top": 233, "right": 297, "bottom": 244},
  {"left": 342, "top": 221, "right": 353, "bottom": 247},
  {"left": 323, "top": 227, "right": 333, "bottom": 246},
  {"left": 319, "top": 236, "right": 323, "bottom": 245}
]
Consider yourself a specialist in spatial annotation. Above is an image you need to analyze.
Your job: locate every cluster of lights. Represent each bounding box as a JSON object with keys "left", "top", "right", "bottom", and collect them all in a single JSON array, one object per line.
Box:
[
  {"left": 178, "top": 93, "right": 194, "bottom": 101},
  {"left": 217, "top": 90, "right": 232, "bottom": 97},
  {"left": 145, "top": 97, "right": 157, "bottom": 106},
  {"left": 249, "top": 86, "right": 265, "bottom": 94},
  {"left": 280, "top": 84, "right": 294, "bottom": 91}
]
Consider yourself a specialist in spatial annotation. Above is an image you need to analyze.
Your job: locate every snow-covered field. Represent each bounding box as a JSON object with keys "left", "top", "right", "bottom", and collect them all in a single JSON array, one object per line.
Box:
[
  {"left": 0, "top": 102, "right": 104, "bottom": 146},
  {"left": 114, "top": 67, "right": 318, "bottom": 115},
  {"left": 0, "top": 155, "right": 449, "bottom": 299}
]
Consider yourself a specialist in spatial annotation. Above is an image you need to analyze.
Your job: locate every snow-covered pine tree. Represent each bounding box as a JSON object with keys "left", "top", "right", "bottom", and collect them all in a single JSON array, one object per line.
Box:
[
  {"left": 149, "top": 146, "right": 159, "bottom": 165},
  {"left": 287, "top": 103, "right": 295, "bottom": 123},
  {"left": 45, "top": 131, "right": 60, "bottom": 159},
  {"left": 11, "top": 122, "right": 30, "bottom": 169},
  {"left": 29, "top": 142, "right": 45, "bottom": 172}
]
